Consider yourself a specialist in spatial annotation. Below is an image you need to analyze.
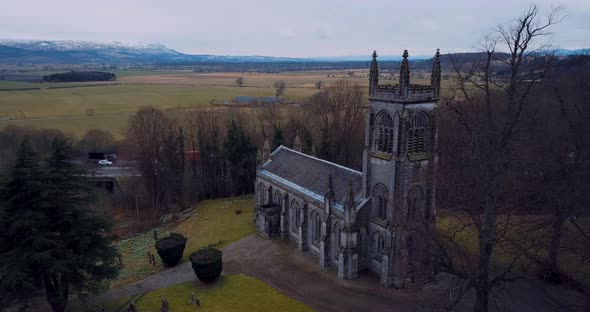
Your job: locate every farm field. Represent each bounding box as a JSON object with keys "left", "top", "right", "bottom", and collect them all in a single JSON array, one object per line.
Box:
[{"left": 0, "top": 70, "right": 372, "bottom": 137}]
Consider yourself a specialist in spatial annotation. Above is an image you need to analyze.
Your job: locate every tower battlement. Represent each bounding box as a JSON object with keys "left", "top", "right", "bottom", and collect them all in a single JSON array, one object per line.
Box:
[{"left": 369, "top": 49, "right": 441, "bottom": 103}]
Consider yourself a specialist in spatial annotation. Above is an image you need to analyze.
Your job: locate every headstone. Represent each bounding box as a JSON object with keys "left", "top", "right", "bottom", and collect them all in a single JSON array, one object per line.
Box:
[
  {"left": 153, "top": 229, "right": 158, "bottom": 241},
  {"left": 160, "top": 298, "right": 170, "bottom": 312},
  {"left": 196, "top": 298, "right": 201, "bottom": 307},
  {"left": 147, "top": 252, "right": 153, "bottom": 265},
  {"left": 128, "top": 301, "right": 138, "bottom": 312},
  {"left": 151, "top": 254, "right": 157, "bottom": 266},
  {"left": 117, "top": 254, "right": 123, "bottom": 267}
]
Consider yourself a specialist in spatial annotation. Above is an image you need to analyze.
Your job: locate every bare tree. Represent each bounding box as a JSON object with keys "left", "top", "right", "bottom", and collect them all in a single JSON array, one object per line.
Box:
[
  {"left": 314, "top": 80, "right": 325, "bottom": 90},
  {"left": 127, "top": 107, "right": 174, "bottom": 212},
  {"left": 78, "top": 129, "right": 115, "bottom": 153},
  {"left": 235, "top": 77, "right": 244, "bottom": 87},
  {"left": 273, "top": 80, "right": 286, "bottom": 97},
  {"left": 432, "top": 5, "right": 563, "bottom": 312},
  {"left": 307, "top": 79, "right": 365, "bottom": 169}
]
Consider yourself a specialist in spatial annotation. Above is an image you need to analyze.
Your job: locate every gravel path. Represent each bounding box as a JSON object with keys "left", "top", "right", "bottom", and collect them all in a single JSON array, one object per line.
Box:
[
  {"left": 85, "top": 233, "right": 417, "bottom": 311},
  {"left": 83, "top": 233, "right": 587, "bottom": 312}
]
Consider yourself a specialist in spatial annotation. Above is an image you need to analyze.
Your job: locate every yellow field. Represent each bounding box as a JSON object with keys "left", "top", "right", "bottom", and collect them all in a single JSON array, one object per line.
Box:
[{"left": 0, "top": 70, "right": 372, "bottom": 137}]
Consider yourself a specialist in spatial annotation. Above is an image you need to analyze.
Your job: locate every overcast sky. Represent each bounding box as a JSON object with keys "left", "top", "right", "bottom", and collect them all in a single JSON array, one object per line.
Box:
[{"left": 0, "top": 0, "right": 588, "bottom": 57}]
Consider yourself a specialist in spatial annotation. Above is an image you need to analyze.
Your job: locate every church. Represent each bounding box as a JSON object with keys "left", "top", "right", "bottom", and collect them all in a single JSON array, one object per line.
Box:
[{"left": 254, "top": 49, "right": 440, "bottom": 287}]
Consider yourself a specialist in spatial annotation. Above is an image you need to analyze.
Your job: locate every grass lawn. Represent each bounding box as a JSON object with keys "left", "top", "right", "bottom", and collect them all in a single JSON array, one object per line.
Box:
[
  {"left": 112, "top": 196, "right": 255, "bottom": 287},
  {"left": 102, "top": 275, "right": 312, "bottom": 312},
  {"left": 436, "top": 215, "right": 590, "bottom": 287}
]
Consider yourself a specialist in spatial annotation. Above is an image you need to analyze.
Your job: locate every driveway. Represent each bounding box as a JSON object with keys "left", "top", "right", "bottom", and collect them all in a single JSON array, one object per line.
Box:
[{"left": 86, "top": 233, "right": 417, "bottom": 311}]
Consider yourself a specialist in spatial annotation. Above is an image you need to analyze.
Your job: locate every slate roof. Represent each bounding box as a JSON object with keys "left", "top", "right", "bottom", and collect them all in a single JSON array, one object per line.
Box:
[{"left": 258, "top": 146, "right": 363, "bottom": 209}]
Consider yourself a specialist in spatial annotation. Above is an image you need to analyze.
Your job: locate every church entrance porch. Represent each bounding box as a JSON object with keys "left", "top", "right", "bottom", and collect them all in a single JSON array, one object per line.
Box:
[{"left": 255, "top": 203, "right": 281, "bottom": 239}]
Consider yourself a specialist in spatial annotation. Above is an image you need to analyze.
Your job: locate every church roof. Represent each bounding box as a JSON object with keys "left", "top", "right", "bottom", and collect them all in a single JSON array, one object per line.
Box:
[{"left": 258, "top": 146, "right": 363, "bottom": 209}]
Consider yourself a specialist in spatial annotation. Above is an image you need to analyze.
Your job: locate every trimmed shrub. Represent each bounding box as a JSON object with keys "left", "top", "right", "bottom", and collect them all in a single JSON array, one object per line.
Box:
[
  {"left": 155, "top": 232, "right": 187, "bottom": 267},
  {"left": 189, "top": 247, "right": 223, "bottom": 283}
]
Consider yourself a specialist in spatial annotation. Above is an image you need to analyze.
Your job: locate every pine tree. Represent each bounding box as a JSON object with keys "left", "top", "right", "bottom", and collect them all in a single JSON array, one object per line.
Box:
[
  {"left": 0, "top": 139, "right": 46, "bottom": 311},
  {"left": 272, "top": 127, "right": 284, "bottom": 149},
  {"left": 223, "top": 121, "right": 257, "bottom": 195},
  {"left": 0, "top": 138, "right": 120, "bottom": 312}
]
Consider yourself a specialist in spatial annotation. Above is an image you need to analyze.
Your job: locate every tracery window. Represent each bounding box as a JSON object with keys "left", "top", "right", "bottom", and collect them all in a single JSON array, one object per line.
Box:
[
  {"left": 273, "top": 191, "right": 282, "bottom": 207},
  {"left": 373, "top": 184, "right": 388, "bottom": 219},
  {"left": 407, "top": 111, "right": 429, "bottom": 155},
  {"left": 407, "top": 185, "right": 425, "bottom": 221},
  {"left": 374, "top": 111, "right": 395, "bottom": 154}
]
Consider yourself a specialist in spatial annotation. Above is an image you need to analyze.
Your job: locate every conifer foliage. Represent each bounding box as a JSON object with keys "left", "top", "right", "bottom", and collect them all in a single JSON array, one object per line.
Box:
[
  {"left": 223, "top": 121, "right": 257, "bottom": 195},
  {"left": 0, "top": 138, "right": 120, "bottom": 312}
]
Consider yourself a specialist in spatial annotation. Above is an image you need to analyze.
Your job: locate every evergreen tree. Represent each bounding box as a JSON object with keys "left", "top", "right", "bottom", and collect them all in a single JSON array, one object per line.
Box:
[
  {"left": 272, "top": 126, "right": 284, "bottom": 149},
  {"left": 301, "top": 127, "right": 313, "bottom": 153},
  {"left": 223, "top": 121, "right": 257, "bottom": 195},
  {"left": 319, "top": 126, "right": 333, "bottom": 161},
  {"left": 0, "top": 139, "right": 46, "bottom": 311},
  {"left": 0, "top": 138, "right": 120, "bottom": 312}
]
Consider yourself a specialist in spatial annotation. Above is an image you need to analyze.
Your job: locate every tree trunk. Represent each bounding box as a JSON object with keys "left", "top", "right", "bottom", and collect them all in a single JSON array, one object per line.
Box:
[
  {"left": 546, "top": 214, "right": 565, "bottom": 278},
  {"left": 474, "top": 228, "right": 493, "bottom": 312},
  {"left": 474, "top": 284, "right": 489, "bottom": 312},
  {"left": 43, "top": 275, "right": 69, "bottom": 312}
]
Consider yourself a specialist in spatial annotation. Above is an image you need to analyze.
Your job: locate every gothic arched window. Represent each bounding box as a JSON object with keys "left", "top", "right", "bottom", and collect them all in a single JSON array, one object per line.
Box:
[
  {"left": 373, "top": 184, "right": 388, "bottom": 219},
  {"left": 407, "top": 111, "right": 429, "bottom": 155},
  {"left": 258, "top": 183, "right": 265, "bottom": 205},
  {"left": 290, "top": 200, "right": 300, "bottom": 233},
  {"left": 372, "top": 232, "right": 385, "bottom": 257},
  {"left": 407, "top": 185, "right": 425, "bottom": 221},
  {"left": 374, "top": 111, "right": 395, "bottom": 154},
  {"left": 273, "top": 190, "right": 282, "bottom": 207},
  {"left": 333, "top": 221, "right": 342, "bottom": 257},
  {"left": 310, "top": 210, "right": 321, "bottom": 245}
]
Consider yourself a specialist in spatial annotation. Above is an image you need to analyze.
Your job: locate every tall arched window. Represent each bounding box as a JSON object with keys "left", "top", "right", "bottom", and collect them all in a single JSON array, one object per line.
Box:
[
  {"left": 407, "top": 185, "right": 425, "bottom": 221},
  {"left": 333, "top": 221, "right": 342, "bottom": 257},
  {"left": 310, "top": 210, "right": 321, "bottom": 245},
  {"left": 290, "top": 200, "right": 300, "bottom": 233},
  {"left": 273, "top": 191, "right": 282, "bottom": 207},
  {"left": 373, "top": 184, "right": 388, "bottom": 219},
  {"left": 258, "top": 183, "right": 265, "bottom": 205},
  {"left": 372, "top": 232, "right": 385, "bottom": 256},
  {"left": 374, "top": 111, "right": 395, "bottom": 154},
  {"left": 407, "top": 111, "right": 429, "bottom": 155}
]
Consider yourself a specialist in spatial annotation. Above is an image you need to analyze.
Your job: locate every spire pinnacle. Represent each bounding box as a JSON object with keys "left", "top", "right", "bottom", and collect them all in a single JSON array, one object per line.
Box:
[
  {"left": 369, "top": 50, "right": 379, "bottom": 96},
  {"left": 262, "top": 136, "right": 271, "bottom": 163},
  {"left": 399, "top": 50, "right": 410, "bottom": 97},
  {"left": 293, "top": 129, "right": 302, "bottom": 153},
  {"left": 431, "top": 48, "right": 441, "bottom": 98},
  {"left": 344, "top": 180, "right": 356, "bottom": 210},
  {"left": 327, "top": 174, "right": 336, "bottom": 201}
]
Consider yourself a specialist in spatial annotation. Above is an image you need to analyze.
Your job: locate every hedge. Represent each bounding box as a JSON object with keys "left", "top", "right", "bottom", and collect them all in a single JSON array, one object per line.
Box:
[
  {"left": 155, "top": 233, "right": 187, "bottom": 267},
  {"left": 189, "top": 247, "right": 223, "bottom": 283}
]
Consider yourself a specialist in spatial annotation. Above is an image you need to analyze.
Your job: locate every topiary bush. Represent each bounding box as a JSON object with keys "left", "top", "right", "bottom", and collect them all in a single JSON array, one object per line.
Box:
[
  {"left": 189, "top": 247, "right": 223, "bottom": 283},
  {"left": 155, "top": 232, "right": 187, "bottom": 267}
]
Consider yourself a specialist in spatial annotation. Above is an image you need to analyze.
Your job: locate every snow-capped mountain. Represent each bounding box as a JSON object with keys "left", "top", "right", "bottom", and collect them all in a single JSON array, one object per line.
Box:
[
  {"left": 0, "top": 39, "right": 306, "bottom": 64},
  {"left": 0, "top": 39, "right": 178, "bottom": 54}
]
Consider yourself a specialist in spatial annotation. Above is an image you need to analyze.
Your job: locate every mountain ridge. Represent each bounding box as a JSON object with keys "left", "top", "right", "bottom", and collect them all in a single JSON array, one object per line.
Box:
[{"left": 0, "top": 39, "right": 588, "bottom": 65}]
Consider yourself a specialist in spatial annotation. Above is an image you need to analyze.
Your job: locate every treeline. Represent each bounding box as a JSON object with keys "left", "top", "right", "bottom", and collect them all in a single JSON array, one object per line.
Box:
[
  {"left": 105, "top": 78, "right": 364, "bottom": 216},
  {"left": 424, "top": 6, "right": 590, "bottom": 311},
  {"left": 42, "top": 71, "right": 116, "bottom": 82}
]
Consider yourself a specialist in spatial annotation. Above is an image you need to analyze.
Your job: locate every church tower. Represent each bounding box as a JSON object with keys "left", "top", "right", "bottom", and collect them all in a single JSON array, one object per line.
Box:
[{"left": 361, "top": 49, "right": 439, "bottom": 287}]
